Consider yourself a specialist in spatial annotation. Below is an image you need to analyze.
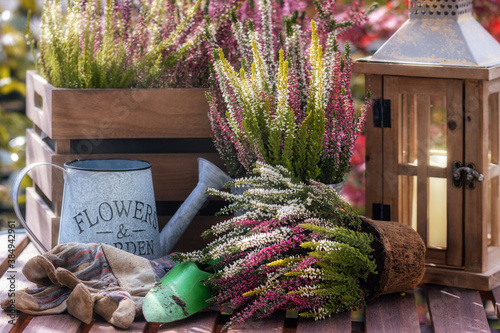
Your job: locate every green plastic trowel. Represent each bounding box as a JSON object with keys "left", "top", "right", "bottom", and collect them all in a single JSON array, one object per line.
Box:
[{"left": 143, "top": 261, "right": 213, "bottom": 323}]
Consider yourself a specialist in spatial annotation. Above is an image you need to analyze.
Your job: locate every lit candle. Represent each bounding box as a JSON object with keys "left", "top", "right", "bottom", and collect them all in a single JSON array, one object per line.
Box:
[
  {"left": 411, "top": 152, "right": 447, "bottom": 248},
  {"left": 428, "top": 154, "right": 447, "bottom": 249}
]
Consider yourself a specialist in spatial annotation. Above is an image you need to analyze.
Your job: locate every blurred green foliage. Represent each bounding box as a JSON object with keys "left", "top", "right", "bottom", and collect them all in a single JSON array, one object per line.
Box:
[{"left": 0, "top": 0, "right": 37, "bottom": 228}]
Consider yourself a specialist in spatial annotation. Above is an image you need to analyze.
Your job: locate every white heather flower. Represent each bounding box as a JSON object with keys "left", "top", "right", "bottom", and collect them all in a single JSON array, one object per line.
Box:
[
  {"left": 312, "top": 307, "right": 330, "bottom": 320},
  {"left": 311, "top": 240, "right": 341, "bottom": 252},
  {"left": 292, "top": 284, "right": 320, "bottom": 297},
  {"left": 220, "top": 256, "right": 252, "bottom": 279},
  {"left": 276, "top": 203, "right": 307, "bottom": 220},
  {"left": 236, "top": 227, "right": 291, "bottom": 251}
]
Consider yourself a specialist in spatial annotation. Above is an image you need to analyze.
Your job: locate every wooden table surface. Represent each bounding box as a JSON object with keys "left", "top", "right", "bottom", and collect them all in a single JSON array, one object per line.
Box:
[{"left": 1, "top": 232, "right": 500, "bottom": 333}]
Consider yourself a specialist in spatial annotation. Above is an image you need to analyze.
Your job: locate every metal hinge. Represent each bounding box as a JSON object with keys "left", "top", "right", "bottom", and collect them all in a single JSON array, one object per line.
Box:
[
  {"left": 373, "top": 203, "right": 391, "bottom": 221},
  {"left": 452, "top": 161, "right": 484, "bottom": 189},
  {"left": 373, "top": 99, "right": 391, "bottom": 128}
]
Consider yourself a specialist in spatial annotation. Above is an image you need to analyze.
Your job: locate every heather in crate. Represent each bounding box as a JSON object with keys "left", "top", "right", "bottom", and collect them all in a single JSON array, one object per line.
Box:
[
  {"left": 38, "top": 0, "right": 226, "bottom": 88},
  {"left": 36, "top": 0, "right": 308, "bottom": 89},
  {"left": 174, "top": 163, "right": 377, "bottom": 328},
  {"left": 207, "top": 1, "right": 372, "bottom": 184}
]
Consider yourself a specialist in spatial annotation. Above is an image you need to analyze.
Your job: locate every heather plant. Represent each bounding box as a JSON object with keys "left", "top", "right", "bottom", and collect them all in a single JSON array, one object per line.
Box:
[
  {"left": 174, "top": 162, "right": 377, "bottom": 329},
  {"left": 39, "top": 0, "right": 212, "bottom": 88},
  {"left": 207, "top": 1, "right": 371, "bottom": 184},
  {"left": 36, "top": 0, "right": 307, "bottom": 89}
]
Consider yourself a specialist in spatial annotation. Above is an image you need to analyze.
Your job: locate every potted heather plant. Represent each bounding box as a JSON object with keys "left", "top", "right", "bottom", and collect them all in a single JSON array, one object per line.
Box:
[
  {"left": 173, "top": 162, "right": 425, "bottom": 329},
  {"left": 207, "top": 1, "right": 372, "bottom": 185}
]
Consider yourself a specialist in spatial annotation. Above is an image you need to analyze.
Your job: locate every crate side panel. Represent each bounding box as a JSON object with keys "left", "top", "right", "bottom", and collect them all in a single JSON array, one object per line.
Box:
[{"left": 50, "top": 87, "right": 212, "bottom": 139}]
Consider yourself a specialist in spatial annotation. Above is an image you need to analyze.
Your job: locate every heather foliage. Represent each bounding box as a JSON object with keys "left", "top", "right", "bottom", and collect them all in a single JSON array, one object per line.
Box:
[
  {"left": 208, "top": 1, "right": 371, "bottom": 184},
  {"left": 37, "top": 0, "right": 308, "bottom": 89},
  {"left": 38, "top": 0, "right": 241, "bottom": 88},
  {"left": 174, "top": 163, "right": 377, "bottom": 328}
]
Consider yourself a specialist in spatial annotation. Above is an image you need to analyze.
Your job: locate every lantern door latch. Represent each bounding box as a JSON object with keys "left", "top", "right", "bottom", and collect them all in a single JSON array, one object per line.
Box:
[{"left": 452, "top": 161, "right": 485, "bottom": 189}]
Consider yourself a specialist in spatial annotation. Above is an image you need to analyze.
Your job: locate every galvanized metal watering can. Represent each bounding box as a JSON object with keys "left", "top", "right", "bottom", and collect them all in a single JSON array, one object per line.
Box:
[{"left": 13, "top": 158, "right": 231, "bottom": 259}]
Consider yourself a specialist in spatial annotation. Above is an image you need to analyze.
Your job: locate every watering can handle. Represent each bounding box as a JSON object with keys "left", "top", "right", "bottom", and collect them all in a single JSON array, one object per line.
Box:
[{"left": 12, "top": 162, "right": 67, "bottom": 253}]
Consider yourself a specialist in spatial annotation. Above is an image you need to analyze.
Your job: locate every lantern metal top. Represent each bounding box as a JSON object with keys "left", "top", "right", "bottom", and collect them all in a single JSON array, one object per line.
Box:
[{"left": 359, "top": 0, "right": 500, "bottom": 67}]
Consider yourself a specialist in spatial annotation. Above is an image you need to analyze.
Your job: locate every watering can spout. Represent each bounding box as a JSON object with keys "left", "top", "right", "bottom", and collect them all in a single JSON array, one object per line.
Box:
[{"left": 159, "top": 158, "right": 232, "bottom": 255}]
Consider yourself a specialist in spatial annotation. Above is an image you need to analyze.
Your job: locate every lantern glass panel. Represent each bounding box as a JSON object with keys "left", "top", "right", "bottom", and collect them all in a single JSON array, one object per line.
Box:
[
  {"left": 429, "top": 96, "right": 447, "bottom": 154},
  {"left": 398, "top": 93, "right": 448, "bottom": 249},
  {"left": 400, "top": 94, "right": 417, "bottom": 165}
]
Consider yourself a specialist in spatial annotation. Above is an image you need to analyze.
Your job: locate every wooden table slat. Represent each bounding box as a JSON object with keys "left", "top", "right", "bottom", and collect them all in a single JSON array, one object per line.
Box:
[
  {"left": 88, "top": 317, "right": 147, "bottom": 333},
  {"left": 3, "top": 234, "right": 500, "bottom": 332},
  {"left": 0, "top": 232, "right": 30, "bottom": 277},
  {"left": 21, "top": 314, "right": 82, "bottom": 333},
  {"left": 490, "top": 285, "right": 500, "bottom": 324},
  {"left": 296, "top": 311, "right": 351, "bottom": 333},
  {"left": 0, "top": 238, "right": 40, "bottom": 333},
  {"left": 227, "top": 311, "right": 285, "bottom": 332},
  {"left": 158, "top": 312, "right": 219, "bottom": 333},
  {"left": 426, "top": 284, "right": 491, "bottom": 333},
  {"left": 364, "top": 291, "right": 420, "bottom": 333}
]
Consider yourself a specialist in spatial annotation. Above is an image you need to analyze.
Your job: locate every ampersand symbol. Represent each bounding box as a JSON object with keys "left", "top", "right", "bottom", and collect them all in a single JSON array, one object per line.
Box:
[{"left": 117, "top": 224, "right": 131, "bottom": 239}]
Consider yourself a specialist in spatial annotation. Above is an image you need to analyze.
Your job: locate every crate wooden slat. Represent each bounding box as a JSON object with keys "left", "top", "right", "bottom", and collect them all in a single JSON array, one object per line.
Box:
[
  {"left": 26, "top": 71, "right": 212, "bottom": 140},
  {"left": 25, "top": 186, "right": 58, "bottom": 252},
  {"left": 364, "top": 291, "right": 420, "bottom": 332},
  {"left": 425, "top": 285, "right": 490, "bottom": 332}
]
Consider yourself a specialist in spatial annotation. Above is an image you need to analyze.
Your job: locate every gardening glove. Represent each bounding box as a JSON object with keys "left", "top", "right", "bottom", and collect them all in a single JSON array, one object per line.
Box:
[{"left": 1, "top": 243, "right": 175, "bottom": 329}]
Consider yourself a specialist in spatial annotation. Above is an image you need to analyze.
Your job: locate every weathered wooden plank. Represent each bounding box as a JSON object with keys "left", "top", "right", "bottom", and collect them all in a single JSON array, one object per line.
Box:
[
  {"left": 446, "top": 79, "right": 465, "bottom": 267},
  {"left": 296, "top": 311, "right": 351, "bottom": 333},
  {"left": 364, "top": 292, "right": 420, "bottom": 333},
  {"left": 426, "top": 285, "right": 490, "bottom": 332},
  {"left": 88, "top": 317, "right": 147, "bottom": 333},
  {"left": 0, "top": 232, "right": 29, "bottom": 277},
  {"left": 399, "top": 77, "right": 447, "bottom": 95},
  {"left": 491, "top": 284, "right": 500, "bottom": 323},
  {"left": 464, "top": 79, "right": 489, "bottom": 272},
  {"left": 25, "top": 187, "right": 58, "bottom": 252},
  {"left": 0, "top": 241, "right": 40, "bottom": 332},
  {"left": 158, "top": 311, "right": 219, "bottom": 332},
  {"left": 352, "top": 61, "right": 495, "bottom": 80},
  {"left": 26, "top": 71, "right": 212, "bottom": 140},
  {"left": 227, "top": 312, "right": 285, "bottom": 332},
  {"left": 22, "top": 314, "right": 82, "bottom": 333}
]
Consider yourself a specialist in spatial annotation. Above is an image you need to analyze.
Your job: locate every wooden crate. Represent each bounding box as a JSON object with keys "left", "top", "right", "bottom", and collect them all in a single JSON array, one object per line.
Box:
[{"left": 24, "top": 70, "right": 227, "bottom": 252}]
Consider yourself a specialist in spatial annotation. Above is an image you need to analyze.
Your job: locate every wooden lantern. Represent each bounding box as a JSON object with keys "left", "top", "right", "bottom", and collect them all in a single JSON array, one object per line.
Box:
[{"left": 353, "top": 0, "right": 500, "bottom": 290}]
